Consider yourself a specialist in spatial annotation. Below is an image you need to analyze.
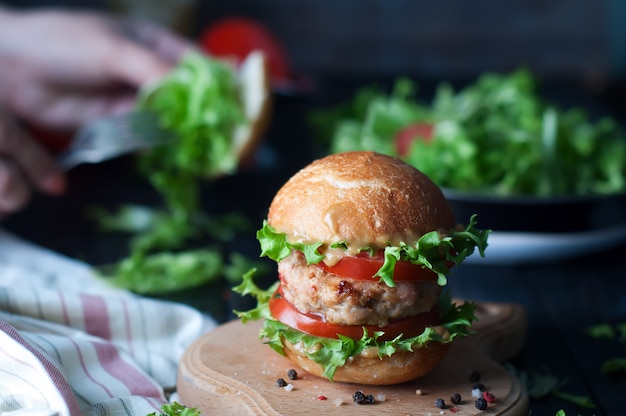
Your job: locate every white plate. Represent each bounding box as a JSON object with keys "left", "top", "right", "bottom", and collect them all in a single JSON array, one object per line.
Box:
[{"left": 465, "top": 223, "right": 626, "bottom": 265}]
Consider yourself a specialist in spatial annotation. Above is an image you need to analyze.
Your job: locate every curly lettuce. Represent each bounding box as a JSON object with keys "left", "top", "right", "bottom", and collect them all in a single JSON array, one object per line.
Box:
[
  {"left": 147, "top": 401, "right": 201, "bottom": 416},
  {"left": 256, "top": 214, "right": 489, "bottom": 287},
  {"left": 232, "top": 269, "right": 476, "bottom": 381},
  {"left": 90, "top": 53, "right": 255, "bottom": 295},
  {"left": 136, "top": 52, "right": 246, "bottom": 222}
]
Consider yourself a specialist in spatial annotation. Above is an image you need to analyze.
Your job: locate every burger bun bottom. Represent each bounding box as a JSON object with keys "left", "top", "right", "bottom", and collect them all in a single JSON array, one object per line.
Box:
[{"left": 281, "top": 337, "right": 451, "bottom": 385}]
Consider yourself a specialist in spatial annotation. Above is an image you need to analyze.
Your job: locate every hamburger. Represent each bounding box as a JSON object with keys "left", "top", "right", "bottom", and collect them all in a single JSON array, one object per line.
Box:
[{"left": 235, "top": 151, "right": 489, "bottom": 385}]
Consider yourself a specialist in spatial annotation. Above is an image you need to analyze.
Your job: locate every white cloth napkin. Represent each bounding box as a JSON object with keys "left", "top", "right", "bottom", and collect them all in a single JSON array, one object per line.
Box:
[{"left": 0, "top": 229, "right": 216, "bottom": 416}]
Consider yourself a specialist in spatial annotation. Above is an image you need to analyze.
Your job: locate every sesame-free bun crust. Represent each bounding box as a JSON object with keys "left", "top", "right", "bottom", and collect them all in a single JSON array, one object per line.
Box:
[
  {"left": 282, "top": 336, "right": 451, "bottom": 385},
  {"left": 268, "top": 152, "right": 455, "bottom": 248},
  {"left": 233, "top": 50, "right": 272, "bottom": 163}
]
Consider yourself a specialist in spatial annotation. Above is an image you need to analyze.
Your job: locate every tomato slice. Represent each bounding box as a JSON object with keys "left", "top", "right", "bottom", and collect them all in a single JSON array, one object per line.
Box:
[
  {"left": 317, "top": 251, "right": 438, "bottom": 282},
  {"left": 394, "top": 122, "right": 434, "bottom": 156},
  {"left": 269, "top": 287, "right": 440, "bottom": 341}
]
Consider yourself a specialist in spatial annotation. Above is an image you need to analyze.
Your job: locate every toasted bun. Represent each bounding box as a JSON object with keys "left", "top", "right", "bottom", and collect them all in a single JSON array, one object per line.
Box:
[
  {"left": 233, "top": 50, "right": 272, "bottom": 162},
  {"left": 282, "top": 336, "right": 451, "bottom": 385},
  {"left": 268, "top": 151, "right": 455, "bottom": 249}
]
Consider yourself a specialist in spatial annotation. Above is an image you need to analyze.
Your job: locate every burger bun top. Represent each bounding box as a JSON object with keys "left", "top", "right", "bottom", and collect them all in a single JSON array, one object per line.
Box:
[{"left": 268, "top": 151, "right": 455, "bottom": 249}]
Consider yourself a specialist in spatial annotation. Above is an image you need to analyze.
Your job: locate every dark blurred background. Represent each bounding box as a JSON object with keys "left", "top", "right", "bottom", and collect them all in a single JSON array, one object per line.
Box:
[
  {"left": 5, "top": 0, "right": 626, "bottom": 82},
  {"left": 198, "top": 0, "right": 624, "bottom": 86},
  {"left": 5, "top": 0, "right": 625, "bottom": 119}
]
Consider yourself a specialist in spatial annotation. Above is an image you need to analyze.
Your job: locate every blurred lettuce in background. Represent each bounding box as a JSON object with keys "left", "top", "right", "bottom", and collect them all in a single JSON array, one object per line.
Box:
[
  {"left": 88, "top": 52, "right": 266, "bottom": 304},
  {"left": 310, "top": 69, "right": 626, "bottom": 197}
]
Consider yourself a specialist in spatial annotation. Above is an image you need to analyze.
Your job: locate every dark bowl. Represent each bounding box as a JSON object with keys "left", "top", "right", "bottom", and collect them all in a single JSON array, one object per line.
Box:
[{"left": 443, "top": 189, "right": 626, "bottom": 233}]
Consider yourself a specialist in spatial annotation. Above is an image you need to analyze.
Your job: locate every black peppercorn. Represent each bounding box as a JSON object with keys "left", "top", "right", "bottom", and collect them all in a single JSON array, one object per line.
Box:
[
  {"left": 287, "top": 369, "right": 298, "bottom": 380},
  {"left": 475, "top": 397, "right": 488, "bottom": 410},
  {"left": 353, "top": 390, "right": 366, "bottom": 404},
  {"left": 450, "top": 392, "right": 462, "bottom": 404},
  {"left": 276, "top": 378, "right": 287, "bottom": 387},
  {"left": 353, "top": 390, "right": 375, "bottom": 405},
  {"left": 435, "top": 398, "right": 445, "bottom": 409}
]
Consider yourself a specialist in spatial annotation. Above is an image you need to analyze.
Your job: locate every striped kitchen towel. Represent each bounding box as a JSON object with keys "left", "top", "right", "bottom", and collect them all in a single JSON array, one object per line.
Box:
[{"left": 0, "top": 229, "right": 216, "bottom": 416}]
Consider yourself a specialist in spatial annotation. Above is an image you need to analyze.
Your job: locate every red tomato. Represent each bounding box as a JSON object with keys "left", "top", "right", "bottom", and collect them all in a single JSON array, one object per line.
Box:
[
  {"left": 317, "top": 251, "right": 438, "bottom": 282},
  {"left": 269, "top": 287, "right": 440, "bottom": 341},
  {"left": 394, "top": 122, "right": 434, "bottom": 156},
  {"left": 199, "top": 17, "right": 291, "bottom": 84}
]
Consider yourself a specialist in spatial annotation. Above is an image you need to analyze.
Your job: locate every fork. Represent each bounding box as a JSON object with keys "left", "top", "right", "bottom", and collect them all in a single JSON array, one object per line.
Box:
[{"left": 56, "top": 111, "right": 175, "bottom": 171}]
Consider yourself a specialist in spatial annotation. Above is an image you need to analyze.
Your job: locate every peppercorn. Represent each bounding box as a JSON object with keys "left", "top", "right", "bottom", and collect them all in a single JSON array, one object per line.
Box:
[
  {"left": 287, "top": 369, "right": 298, "bottom": 380},
  {"left": 475, "top": 397, "right": 488, "bottom": 410},
  {"left": 483, "top": 391, "right": 497, "bottom": 403},
  {"left": 450, "top": 392, "right": 462, "bottom": 404},
  {"left": 435, "top": 398, "right": 445, "bottom": 409},
  {"left": 352, "top": 390, "right": 375, "bottom": 405},
  {"left": 276, "top": 378, "right": 287, "bottom": 387},
  {"left": 470, "top": 370, "right": 481, "bottom": 382},
  {"left": 353, "top": 390, "right": 366, "bottom": 404}
]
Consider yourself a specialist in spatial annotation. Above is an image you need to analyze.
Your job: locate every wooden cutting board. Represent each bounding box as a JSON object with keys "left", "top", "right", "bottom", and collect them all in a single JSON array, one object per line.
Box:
[{"left": 177, "top": 302, "right": 528, "bottom": 415}]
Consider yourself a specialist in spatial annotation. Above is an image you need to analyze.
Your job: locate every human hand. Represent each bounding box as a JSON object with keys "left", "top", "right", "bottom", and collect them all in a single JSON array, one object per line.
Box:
[
  {"left": 0, "top": 112, "right": 66, "bottom": 218},
  {"left": 0, "top": 7, "right": 195, "bottom": 218},
  {"left": 0, "top": 7, "right": 194, "bottom": 131}
]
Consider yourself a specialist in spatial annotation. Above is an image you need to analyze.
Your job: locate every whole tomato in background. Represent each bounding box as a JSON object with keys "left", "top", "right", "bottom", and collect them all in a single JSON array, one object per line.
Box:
[
  {"left": 394, "top": 122, "right": 434, "bottom": 156},
  {"left": 199, "top": 17, "right": 295, "bottom": 92}
]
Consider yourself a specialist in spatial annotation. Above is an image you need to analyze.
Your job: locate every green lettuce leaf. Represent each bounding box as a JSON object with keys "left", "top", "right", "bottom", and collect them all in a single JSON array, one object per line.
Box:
[
  {"left": 587, "top": 322, "right": 626, "bottom": 377},
  {"left": 257, "top": 223, "right": 325, "bottom": 265},
  {"left": 90, "top": 204, "right": 261, "bottom": 294},
  {"left": 506, "top": 365, "right": 595, "bottom": 410},
  {"left": 137, "top": 52, "right": 245, "bottom": 177},
  {"left": 232, "top": 268, "right": 278, "bottom": 323},
  {"left": 147, "top": 401, "right": 201, "bottom": 416},
  {"left": 103, "top": 249, "right": 223, "bottom": 295},
  {"left": 256, "top": 215, "right": 489, "bottom": 287},
  {"left": 233, "top": 270, "right": 476, "bottom": 381}
]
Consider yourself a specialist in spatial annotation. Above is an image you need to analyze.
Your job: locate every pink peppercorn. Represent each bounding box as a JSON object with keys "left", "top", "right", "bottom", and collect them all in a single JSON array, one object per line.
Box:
[{"left": 483, "top": 391, "right": 497, "bottom": 403}]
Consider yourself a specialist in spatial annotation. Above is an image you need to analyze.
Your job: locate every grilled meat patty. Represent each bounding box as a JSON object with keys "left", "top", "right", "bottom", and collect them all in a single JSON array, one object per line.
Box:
[{"left": 278, "top": 252, "right": 441, "bottom": 326}]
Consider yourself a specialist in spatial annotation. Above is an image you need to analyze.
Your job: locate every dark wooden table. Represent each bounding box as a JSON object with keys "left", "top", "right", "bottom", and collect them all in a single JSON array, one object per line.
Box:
[
  {"left": 451, "top": 251, "right": 626, "bottom": 416},
  {"left": 4, "top": 82, "right": 626, "bottom": 416}
]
